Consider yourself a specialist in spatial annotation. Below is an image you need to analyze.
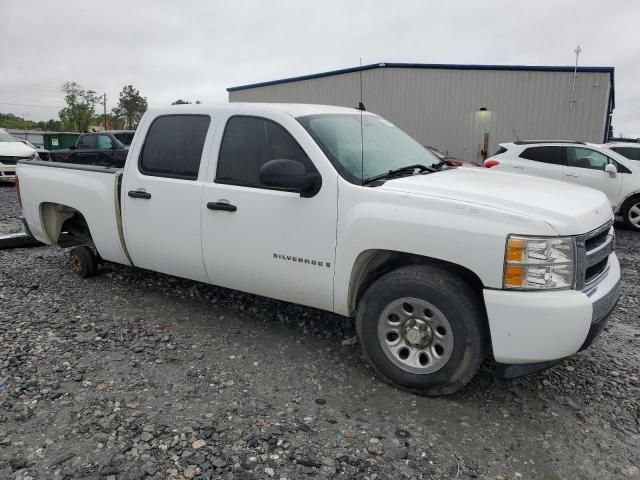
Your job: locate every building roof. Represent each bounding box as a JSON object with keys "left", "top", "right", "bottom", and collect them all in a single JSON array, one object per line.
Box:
[{"left": 227, "top": 61, "right": 614, "bottom": 90}]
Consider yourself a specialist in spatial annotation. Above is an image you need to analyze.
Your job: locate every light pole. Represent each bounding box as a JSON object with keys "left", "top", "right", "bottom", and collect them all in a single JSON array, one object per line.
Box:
[
  {"left": 477, "top": 107, "right": 492, "bottom": 162},
  {"left": 570, "top": 45, "right": 581, "bottom": 109}
]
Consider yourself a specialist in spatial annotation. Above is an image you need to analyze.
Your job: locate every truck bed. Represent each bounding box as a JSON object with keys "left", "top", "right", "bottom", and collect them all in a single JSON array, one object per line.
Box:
[{"left": 17, "top": 160, "right": 131, "bottom": 265}]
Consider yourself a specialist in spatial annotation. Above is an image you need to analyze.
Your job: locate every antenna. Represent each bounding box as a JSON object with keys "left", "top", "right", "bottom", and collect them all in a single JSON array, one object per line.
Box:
[
  {"left": 512, "top": 128, "right": 520, "bottom": 141},
  {"left": 359, "top": 58, "right": 365, "bottom": 185}
]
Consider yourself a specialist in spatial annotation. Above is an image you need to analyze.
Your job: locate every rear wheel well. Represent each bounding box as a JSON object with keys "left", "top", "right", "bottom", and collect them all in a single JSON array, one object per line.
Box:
[
  {"left": 40, "top": 202, "right": 94, "bottom": 247},
  {"left": 349, "top": 250, "right": 486, "bottom": 315}
]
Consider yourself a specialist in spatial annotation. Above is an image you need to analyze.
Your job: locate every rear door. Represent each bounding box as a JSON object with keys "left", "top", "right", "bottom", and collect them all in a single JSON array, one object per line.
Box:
[
  {"left": 563, "top": 146, "right": 623, "bottom": 207},
  {"left": 512, "top": 146, "right": 565, "bottom": 180},
  {"left": 200, "top": 113, "right": 338, "bottom": 311},
  {"left": 122, "top": 114, "right": 215, "bottom": 282}
]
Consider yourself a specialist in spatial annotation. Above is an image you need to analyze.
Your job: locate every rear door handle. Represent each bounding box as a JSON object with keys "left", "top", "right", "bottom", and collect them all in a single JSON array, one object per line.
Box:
[
  {"left": 207, "top": 201, "right": 237, "bottom": 212},
  {"left": 128, "top": 190, "right": 151, "bottom": 199},
  {"left": 512, "top": 165, "right": 525, "bottom": 169},
  {"left": 566, "top": 174, "right": 579, "bottom": 178}
]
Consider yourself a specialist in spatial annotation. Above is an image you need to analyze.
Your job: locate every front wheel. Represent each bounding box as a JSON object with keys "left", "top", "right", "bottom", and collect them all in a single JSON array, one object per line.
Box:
[
  {"left": 356, "top": 265, "right": 486, "bottom": 396},
  {"left": 621, "top": 196, "right": 640, "bottom": 231}
]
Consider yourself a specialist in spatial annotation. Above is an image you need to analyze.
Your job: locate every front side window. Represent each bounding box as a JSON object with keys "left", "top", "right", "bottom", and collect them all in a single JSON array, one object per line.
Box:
[
  {"left": 97, "top": 135, "right": 113, "bottom": 150},
  {"left": 216, "top": 116, "right": 315, "bottom": 188},
  {"left": 520, "top": 146, "right": 565, "bottom": 165},
  {"left": 298, "top": 114, "right": 439, "bottom": 183},
  {"left": 566, "top": 147, "right": 611, "bottom": 170},
  {"left": 139, "top": 115, "right": 210, "bottom": 180},
  {"left": 78, "top": 135, "right": 97, "bottom": 149}
]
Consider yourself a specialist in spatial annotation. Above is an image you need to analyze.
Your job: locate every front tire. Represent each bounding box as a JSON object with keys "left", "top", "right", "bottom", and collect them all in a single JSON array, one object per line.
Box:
[
  {"left": 621, "top": 195, "right": 640, "bottom": 231},
  {"left": 356, "top": 265, "right": 486, "bottom": 396}
]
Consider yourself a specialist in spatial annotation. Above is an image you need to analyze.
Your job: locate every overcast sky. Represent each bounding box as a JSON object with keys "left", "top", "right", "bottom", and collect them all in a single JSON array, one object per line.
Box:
[{"left": 1, "top": 0, "right": 638, "bottom": 136}]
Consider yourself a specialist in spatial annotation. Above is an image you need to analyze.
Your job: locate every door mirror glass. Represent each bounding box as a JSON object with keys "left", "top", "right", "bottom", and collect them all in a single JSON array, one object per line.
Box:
[
  {"left": 259, "top": 159, "right": 321, "bottom": 197},
  {"left": 604, "top": 163, "right": 617, "bottom": 175}
]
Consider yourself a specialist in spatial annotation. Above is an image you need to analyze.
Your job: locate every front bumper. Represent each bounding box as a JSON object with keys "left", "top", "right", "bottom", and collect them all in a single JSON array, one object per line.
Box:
[{"left": 484, "top": 253, "right": 620, "bottom": 364}]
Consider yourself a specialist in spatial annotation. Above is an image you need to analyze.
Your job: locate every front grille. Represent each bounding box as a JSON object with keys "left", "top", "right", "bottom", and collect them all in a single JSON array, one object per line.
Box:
[
  {"left": 585, "top": 228, "right": 609, "bottom": 252},
  {"left": 576, "top": 220, "right": 614, "bottom": 291},
  {"left": 586, "top": 257, "right": 608, "bottom": 282},
  {"left": 0, "top": 156, "right": 19, "bottom": 165}
]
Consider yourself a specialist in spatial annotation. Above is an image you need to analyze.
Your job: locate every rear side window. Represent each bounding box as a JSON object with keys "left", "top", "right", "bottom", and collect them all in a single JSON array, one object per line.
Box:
[
  {"left": 139, "top": 115, "right": 210, "bottom": 180},
  {"left": 216, "top": 116, "right": 315, "bottom": 188},
  {"left": 78, "top": 135, "right": 97, "bottom": 149},
  {"left": 611, "top": 147, "right": 640, "bottom": 161},
  {"left": 520, "top": 146, "right": 565, "bottom": 165}
]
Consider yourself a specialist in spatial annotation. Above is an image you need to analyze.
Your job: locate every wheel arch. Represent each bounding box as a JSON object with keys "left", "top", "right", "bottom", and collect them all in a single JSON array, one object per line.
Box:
[
  {"left": 347, "top": 249, "right": 487, "bottom": 317},
  {"left": 39, "top": 202, "right": 94, "bottom": 247},
  {"left": 618, "top": 191, "right": 640, "bottom": 212}
]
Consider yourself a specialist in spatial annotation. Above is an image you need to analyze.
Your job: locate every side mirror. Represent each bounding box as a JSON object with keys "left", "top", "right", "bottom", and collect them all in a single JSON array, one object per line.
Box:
[
  {"left": 605, "top": 163, "right": 617, "bottom": 176},
  {"left": 70, "top": 145, "right": 77, "bottom": 150},
  {"left": 259, "top": 159, "right": 321, "bottom": 197}
]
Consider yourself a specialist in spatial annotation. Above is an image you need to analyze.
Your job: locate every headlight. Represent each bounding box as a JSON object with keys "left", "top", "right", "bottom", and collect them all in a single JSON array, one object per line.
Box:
[
  {"left": 31, "top": 152, "right": 39, "bottom": 160},
  {"left": 503, "top": 235, "right": 575, "bottom": 290}
]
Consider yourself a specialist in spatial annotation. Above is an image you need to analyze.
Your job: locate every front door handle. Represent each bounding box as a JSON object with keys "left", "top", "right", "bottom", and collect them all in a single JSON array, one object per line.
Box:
[
  {"left": 566, "top": 174, "right": 579, "bottom": 178},
  {"left": 128, "top": 190, "right": 151, "bottom": 199},
  {"left": 207, "top": 201, "right": 237, "bottom": 212}
]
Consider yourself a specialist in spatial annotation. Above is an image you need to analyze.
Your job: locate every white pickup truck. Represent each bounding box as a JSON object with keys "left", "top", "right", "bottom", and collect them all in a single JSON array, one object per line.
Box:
[{"left": 16, "top": 103, "right": 621, "bottom": 395}]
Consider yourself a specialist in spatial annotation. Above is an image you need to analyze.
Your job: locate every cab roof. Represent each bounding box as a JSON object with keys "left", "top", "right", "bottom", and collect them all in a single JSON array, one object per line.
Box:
[{"left": 148, "top": 102, "right": 369, "bottom": 119}]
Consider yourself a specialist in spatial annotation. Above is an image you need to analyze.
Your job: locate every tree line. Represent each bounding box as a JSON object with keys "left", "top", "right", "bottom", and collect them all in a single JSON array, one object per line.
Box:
[{"left": 0, "top": 82, "right": 203, "bottom": 132}]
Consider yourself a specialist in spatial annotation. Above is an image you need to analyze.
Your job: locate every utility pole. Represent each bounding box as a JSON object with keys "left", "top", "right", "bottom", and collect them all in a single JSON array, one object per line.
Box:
[
  {"left": 570, "top": 45, "right": 581, "bottom": 109},
  {"left": 103, "top": 93, "right": 107, "bottom": 130}
]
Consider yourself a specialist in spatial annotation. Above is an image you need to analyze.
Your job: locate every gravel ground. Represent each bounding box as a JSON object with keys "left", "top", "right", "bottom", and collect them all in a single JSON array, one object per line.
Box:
[{"left": 1, "top": 183, "right": 639, "bottom": 480}]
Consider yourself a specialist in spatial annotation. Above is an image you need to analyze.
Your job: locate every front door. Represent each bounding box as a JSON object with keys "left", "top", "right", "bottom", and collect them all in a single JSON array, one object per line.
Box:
[
  {"left": 201, "top": 113, "right": 338, "bottom": 311},
  {"left": 122, "top": 114, "right": 214, "bottom": 283},
  {"left": 563, "top": 146, "right": 623, "bottom": 207}
]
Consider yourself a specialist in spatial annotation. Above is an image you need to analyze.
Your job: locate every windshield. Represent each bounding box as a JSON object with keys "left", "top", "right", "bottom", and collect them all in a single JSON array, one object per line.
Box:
[
  {"left": 298, "top": 113, "right": 439, "bottom": 183},
  {"left": 0, "top": 130, "right": 17, "bottom": 143},
  {"left": 114, "top": 132, "right": 134, "bottom": 145}
]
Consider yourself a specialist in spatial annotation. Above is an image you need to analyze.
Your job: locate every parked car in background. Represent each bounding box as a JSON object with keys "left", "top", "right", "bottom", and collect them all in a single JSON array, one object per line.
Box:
[
  {"left": 19, "top": 139, "right": 51, "bottom": 161},
  {"left": 485, "top": 141, "right": 640, "bottom": 231},
  {"left": 600, "top": 142, "right": 640, "bottom": 162},
  {"left": 50, "top": 130, "right": 134, "bottom": 167},
  {"left": 424, "top": 145, "right": 477, "bottom": 166},
  {"left": 16, "top": 104, "right": 620, "bottom": 395},
  {"left": 0, "top": 128, "right": 39, "bottom": 180}
]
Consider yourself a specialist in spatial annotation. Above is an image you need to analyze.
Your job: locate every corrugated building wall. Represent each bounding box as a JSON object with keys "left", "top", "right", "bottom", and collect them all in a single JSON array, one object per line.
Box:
[{"left": 228, "top": 63, "right": 614, "bottom": 163}]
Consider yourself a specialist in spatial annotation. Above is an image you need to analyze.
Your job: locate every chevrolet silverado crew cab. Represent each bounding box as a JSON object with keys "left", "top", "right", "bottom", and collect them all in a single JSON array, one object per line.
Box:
[
  {"left": 485, "top": 141, "right": 640, "bottom": 231},
  {"left": 16, "top": 104, "right": 620, "bottom": 396}
]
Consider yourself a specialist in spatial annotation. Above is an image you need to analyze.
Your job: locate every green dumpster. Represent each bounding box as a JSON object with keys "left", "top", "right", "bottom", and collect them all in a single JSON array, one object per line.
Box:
[{"left": 43, "top": 132, "right": 80, "bottom": 151}]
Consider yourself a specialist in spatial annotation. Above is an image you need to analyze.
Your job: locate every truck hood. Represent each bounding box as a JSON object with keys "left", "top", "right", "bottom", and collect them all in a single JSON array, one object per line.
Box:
[
  {"left": 378, "top": 167, "right": 612, "bottom": 235},
  {"left": 0, "top": 141, "right": 36, "bottom": 159}
]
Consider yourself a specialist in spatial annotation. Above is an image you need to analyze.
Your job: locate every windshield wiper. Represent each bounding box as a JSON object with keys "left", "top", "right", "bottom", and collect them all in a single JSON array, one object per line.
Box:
[{"left": 363, "top": 164, "right": 435, "bottom": 185}]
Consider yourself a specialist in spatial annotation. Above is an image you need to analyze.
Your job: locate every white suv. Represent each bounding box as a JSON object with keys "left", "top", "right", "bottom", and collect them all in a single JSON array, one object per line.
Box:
[{"left": 485, "top": 141, "right": 640, "bottom": 231}]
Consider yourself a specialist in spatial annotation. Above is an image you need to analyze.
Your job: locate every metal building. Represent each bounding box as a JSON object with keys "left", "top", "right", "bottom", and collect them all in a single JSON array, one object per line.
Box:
[{"left": 228, "top": 62, "right": 615, "bottom": 164}]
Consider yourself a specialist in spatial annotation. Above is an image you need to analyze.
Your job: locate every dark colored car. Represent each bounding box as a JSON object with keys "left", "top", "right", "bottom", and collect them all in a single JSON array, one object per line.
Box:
[{"left": 51, "top": 130, "right": 135, "bottom": 168}]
